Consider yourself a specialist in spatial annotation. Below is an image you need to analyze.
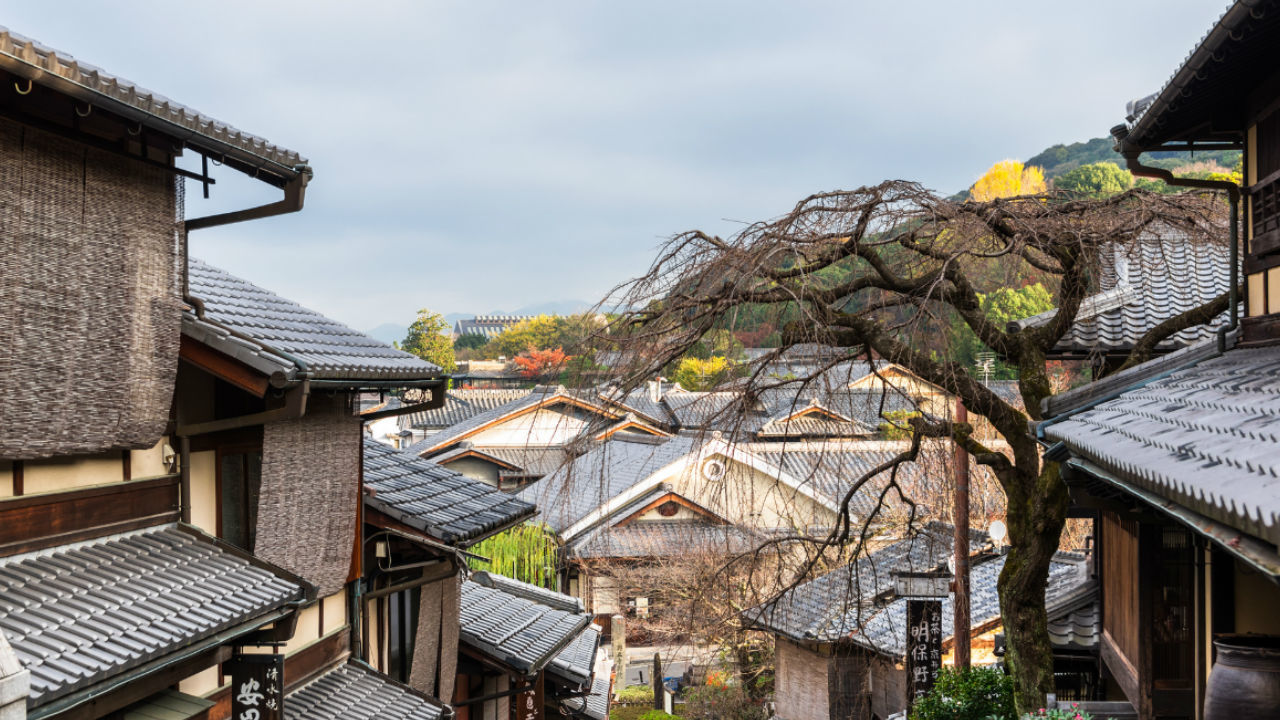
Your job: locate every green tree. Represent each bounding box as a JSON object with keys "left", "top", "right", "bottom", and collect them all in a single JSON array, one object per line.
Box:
[
  {"left": 467, "top": 523, "right": 560, "bottom": 589},
  {"left": 1053, "top": 162, "right": 1133, "bottom": 197},
  {"left": 951, "top": 284, "right": 1055, "bottom": 380},
  {"left": 453, "top": 333, "right": 488, "bottom": 351},
  {"left": 398, "top": 309, "right": 456, "bottom": 372},
  {"left": 687, "top": 328, "right": 745, "bottom": 360},
  {"left": 671, "top": 356, "right": 735, "bottom": 391}
]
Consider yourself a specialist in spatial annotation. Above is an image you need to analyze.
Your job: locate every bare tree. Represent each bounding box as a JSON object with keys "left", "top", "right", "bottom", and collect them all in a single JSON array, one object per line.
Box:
[{"left": 599, "top": 181, "right": 1228, "bottom": 711}]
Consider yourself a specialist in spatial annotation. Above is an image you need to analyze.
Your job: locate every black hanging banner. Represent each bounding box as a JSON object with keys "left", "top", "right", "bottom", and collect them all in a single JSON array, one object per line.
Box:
[
  {"left": 906, "top": 599, "right": 944, "bottom": 706},
  {"left": 227, "top": 653, "right": 285, "bottom": 720}
]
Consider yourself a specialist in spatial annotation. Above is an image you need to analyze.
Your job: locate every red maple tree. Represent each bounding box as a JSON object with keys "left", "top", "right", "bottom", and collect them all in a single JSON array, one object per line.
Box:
[{"left": 513, "top": 346, "right": 570, "bottom": 379}]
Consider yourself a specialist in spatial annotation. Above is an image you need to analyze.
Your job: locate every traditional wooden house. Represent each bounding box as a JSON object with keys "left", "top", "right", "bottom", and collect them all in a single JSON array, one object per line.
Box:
[
  {"left": 1040, "top": 1, "right": 1280, "bottom": 716},
  {"left": 0, "top": 26, "right": 460, "bottom": 720},
  {"left": 745, "top": 524, "right": 1097, "bottom": 720}
]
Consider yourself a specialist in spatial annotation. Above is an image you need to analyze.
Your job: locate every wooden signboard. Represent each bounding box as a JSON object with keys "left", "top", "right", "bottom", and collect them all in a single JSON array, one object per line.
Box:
[
  {"left": 906, "top": 599, "right": 944, "bottom": 707},
  {"left": 227, "top": 653, "right": 285, "bottom": 720}
]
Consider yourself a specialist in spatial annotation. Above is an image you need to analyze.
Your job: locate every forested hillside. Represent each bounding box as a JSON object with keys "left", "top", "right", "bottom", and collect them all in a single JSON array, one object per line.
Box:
[{"left": 1024, "top": 137, "right": 1240, "bottom": 179}]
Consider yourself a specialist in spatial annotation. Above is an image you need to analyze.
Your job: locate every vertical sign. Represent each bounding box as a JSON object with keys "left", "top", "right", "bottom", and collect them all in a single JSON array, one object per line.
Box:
[
  {"left": 227, "top": 653, "right": 284, "bottom": 720},
  {"left": 906, "top": 599, "right": 943, "bottom": 706}
]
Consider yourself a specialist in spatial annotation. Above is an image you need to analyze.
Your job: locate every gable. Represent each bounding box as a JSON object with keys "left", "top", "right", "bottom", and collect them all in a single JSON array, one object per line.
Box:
[{"left": 614, "top": 491, "right": 729, "bottom": 526}]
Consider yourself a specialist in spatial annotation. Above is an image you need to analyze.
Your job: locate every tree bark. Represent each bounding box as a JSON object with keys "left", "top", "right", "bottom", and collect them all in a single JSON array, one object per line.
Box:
[{"left": 999, "top": 461, "right": 1070, "bottom": 713}]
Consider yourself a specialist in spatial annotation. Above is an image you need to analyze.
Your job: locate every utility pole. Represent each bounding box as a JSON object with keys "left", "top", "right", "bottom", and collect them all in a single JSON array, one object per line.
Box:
[{"left": 953, "top": 398, "right": 971, "bottom": 669}]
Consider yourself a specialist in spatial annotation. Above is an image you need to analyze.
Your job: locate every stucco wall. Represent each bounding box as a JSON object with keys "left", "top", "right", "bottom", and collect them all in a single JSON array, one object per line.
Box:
[
  {"left": 468, "top": 407, "right": 590, "bottom": 447},
  {"left": 868, "top": 654, "right": 906, "bottom": 720},
  {"left": 668, "top": 455, "right": 829, "bottom": 531}
]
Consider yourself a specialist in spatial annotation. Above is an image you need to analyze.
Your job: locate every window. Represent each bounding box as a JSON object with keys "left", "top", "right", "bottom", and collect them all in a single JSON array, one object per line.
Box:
[
  {"left": 218, "top": 450, "right": 262, "bottom": 551},
  {"left": 386, "top": 585, "right": 420, "bottom": 683}
]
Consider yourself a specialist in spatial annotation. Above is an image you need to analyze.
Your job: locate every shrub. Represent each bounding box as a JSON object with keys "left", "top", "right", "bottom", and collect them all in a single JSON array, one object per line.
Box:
[
  {"left": 682, "top": 684, "right": 766, "bottom": 720},
  {"left": 614, "top": 685, "right": 655, "bottom": 704},
  {"left": 909, "top": 666, "right": 1015, "bottom": 720},
  {"left": 638, "top": 711, "right": 680, "bottom": 720},
  {"left": 1021, "top": 705, "right": 1094, "bottom": 720}
]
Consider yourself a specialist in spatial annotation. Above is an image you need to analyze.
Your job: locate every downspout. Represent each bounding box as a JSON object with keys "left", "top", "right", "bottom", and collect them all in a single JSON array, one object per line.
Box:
[{"left": 1116, "top": 142, "right": 1242, "bottom": 345}]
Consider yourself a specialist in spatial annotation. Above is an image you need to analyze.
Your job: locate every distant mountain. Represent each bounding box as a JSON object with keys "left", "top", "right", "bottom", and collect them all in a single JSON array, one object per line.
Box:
[
  {"left": 1024, "top": 137, "right": 1240, "bottom": 180},
  {"left": 366, "top": 322, "right": 406, "bottom": 345}
]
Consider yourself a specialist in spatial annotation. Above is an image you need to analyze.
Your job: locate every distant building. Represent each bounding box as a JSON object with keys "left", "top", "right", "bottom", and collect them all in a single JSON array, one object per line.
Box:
[{"left": 453, "top": 314, "right": 536, "bottom": 339}]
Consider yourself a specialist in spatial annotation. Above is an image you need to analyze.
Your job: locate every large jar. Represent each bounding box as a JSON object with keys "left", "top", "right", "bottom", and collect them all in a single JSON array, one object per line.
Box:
[{"left": 1204, "top": 635, "right": 1280, "bottom": 720}]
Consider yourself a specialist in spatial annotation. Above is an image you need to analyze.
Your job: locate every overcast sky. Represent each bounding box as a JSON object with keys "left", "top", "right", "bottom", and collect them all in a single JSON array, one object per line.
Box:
[{"left": 7, "top": 2, "right": 1223, "bottom": 332}]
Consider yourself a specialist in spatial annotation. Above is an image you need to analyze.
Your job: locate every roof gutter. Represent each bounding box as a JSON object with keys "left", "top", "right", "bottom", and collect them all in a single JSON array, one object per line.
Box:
[
  {"left": 1112, "top": 123, "right": 1242, "bottom": 336},
  {"left": 1063, "top": 456, "right": 1280, "bottom": 583},
  {"left": 1124, "top": 0, "right": 1268, "bottom": 147}
]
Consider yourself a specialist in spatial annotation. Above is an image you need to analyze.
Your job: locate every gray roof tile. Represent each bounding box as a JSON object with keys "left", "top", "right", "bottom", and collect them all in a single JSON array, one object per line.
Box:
[
  {"left": 410, "top": 386, "right": 618, "bottom": 457},
  {"left": 568, "top": 521, "right": 760, "bottom": 560},
  {"left": 516, "top": 436, "right": 700, "bottom": 533},
  {"left": 285, "top": 661, "right": 446, "bottom": 720},
  {"left": 402, "top": 389, "right": 535, "bottom": 430},
  {"left": 459, "top": 573, "right": 592, "bottom": 675},
  {"left": 0, "top": 525, "right": 305, "bottom": 709},
  {"left": 562, "top": 672, "right": 612, "bottom": 720},
  {"left": 1044, "top": 344, "right": 1280, "bottom": 545},
  {"left": 746, "top": 524, "right": 1088, "bottom": 656},
  {"left": 1014, "top": 234, "right": 1233, "bottom": 356},
  {"left": 363, "top": 440, "right": 536, "bottom": 545},
  {"left": 0, "top": 27, "right": 305, "bottom": 174},
  {"left": 186, "top": 259, "right": 439, "bottom": 382},
  {"left": 453, "top": 316, "right": 534, "bottom": 338},
  {"left": 548, "top": 624, "right": 599, "bottom": 688}
]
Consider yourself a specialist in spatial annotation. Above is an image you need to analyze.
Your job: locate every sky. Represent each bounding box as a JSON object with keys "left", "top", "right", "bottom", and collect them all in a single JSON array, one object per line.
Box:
[{"left": 5, "top": 1, "right": 1225, "bottom": 333}]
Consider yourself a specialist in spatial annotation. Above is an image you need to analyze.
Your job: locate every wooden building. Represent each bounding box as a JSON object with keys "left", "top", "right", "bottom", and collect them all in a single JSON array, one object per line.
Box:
[
  {"left": 1041, "top": 2, "right": 1280, "bottom": 716},
  {"left": 0, "top": 25, "right": 457, "bottom": 720}
]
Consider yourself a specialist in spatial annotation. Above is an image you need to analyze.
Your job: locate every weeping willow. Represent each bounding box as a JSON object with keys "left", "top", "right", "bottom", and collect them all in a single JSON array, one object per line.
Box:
[{"left": 467, "top": 522, "right": 560, "bottom": 589}]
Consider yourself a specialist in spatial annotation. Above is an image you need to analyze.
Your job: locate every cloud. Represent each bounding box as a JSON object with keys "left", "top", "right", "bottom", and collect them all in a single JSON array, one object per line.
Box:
[{"left": 4, "top": 0, "right": 1224, "bottom": 329}]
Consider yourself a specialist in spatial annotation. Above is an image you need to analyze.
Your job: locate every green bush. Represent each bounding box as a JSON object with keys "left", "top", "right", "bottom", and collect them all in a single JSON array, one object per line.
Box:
[
  {"left": 909, "top": 666, "right": 1015, "bottom": 720},
  {"left": 614, "top": 685, "right": 655, "bottom": 704},
  {"left": 1021, "top": 706, "right": 1095, "bottom": 720},
  {"left": 638, "top": 711, "right": 680, "bottom": 720}
]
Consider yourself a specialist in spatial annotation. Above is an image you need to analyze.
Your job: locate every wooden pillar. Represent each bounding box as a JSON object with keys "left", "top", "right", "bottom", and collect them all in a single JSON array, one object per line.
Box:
[{"left": 953, "top": 399, "right": 971, "bottom": 669}]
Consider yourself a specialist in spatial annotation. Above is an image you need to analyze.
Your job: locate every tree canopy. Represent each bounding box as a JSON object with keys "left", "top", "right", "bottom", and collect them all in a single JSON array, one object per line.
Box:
[
  {"left": 603, "top": 180, "right": 1227, "bottom": 712},
  {"left": 398, "top": 309, "right": 456, "bottom": 372},
  {"left": 969, "top": 160, "right": 1046, "bottom": 201}
]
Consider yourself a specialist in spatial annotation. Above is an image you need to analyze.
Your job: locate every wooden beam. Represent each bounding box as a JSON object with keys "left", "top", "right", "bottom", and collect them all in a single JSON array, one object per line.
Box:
[
  {"left": 180, "top": 335, "right": 271, "bottom": 398},
  {"left": 0, "top": 475, "right": 179, "bottom": 557},
  {"left": 1101, "top": 629, "right": 1140, "bottom": 709}
]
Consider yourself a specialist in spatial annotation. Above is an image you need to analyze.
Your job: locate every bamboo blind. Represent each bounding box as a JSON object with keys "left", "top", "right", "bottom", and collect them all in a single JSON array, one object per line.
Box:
[{"left": 0, "top": 118, "right": 182, "bottom": 460}]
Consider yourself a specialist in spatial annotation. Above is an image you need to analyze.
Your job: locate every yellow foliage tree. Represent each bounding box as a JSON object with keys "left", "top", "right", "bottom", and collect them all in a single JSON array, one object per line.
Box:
[
  {"left": 671, "top": 356, "right": 734, "bottom": 391},
  {"left": 970, "top": 160, "right": 1047, "bottom": 201}
]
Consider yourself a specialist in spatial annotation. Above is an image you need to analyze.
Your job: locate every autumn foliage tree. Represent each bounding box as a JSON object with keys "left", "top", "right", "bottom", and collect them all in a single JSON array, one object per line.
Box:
[
  {"left": 600, "top": 180, "right": 1227, "bottom": 712},
  {"left": 513, "top": 346, "right": 570, "bottom": 379},
  {"left": 970, "top": 159, "right": 1047, "bottom": 201}
]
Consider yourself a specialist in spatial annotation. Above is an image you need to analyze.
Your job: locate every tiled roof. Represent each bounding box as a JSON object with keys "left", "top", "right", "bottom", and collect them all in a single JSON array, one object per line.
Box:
[
  {"left": 746, "top": 524, "right": 1088, "bottom": 656},
  {"left": 459, "top": 573, "right": 592, "bottom": 675},
  {"left": 472, "top": 447, "right": 572, "bottom": 477},
  {"left": 548, "top": 624, "right": 599, "bottom": 688},
  {"left": 285, "top": 661, "right": 446, "bottom": 720},
  {"left": 1044, "top": 344, "right": 1280, "bottom": 546},
  {"left": 569, "top": 521, "right": 759, "bottom": 560},
  {"left": 756, "top": 407, "right": 877, "bottom": 439},
  {"left": 1012, "top": 235, "right": 1232, "bottom": 357},
  {"left": 516, "top": 435, "right": 700, "bottom": 533},
  {"left": 562, "top": 673, "right": 612, "bottom": 720},
  {"left": 471, "top": 572, "right": 585, "bottom": 614},
  {"left": 1047, "top": 594, "right": 1100, "bottom": 652},
  {"left": 742, "top": 440, "right": 983, "bottom": 517},
  {"left": 409, "top": 386, "right": 617, "bottom": 457},
  {"left": 186, "top": 259, "right": 440, "bottom": 383},
  {"left": 0, "top": 27, "right": 306, "bottom": 176},
  {"left": 363, "top": 440, "right": 536, "bottom": 546},
  {"left": 401, "top": 389, "right": 534, "bottom": 430},
  {"left": 453, "top": 316, "right": 534, "bottom": 338},
  {"left": 0, "top": 524, "right": 306, "bottom": 709},
  {"left": 843, "top": 552, "right": 1086, "bottom": 657},
  {"left": 745, "top": 523, "right": 981, "bottom": 643}
]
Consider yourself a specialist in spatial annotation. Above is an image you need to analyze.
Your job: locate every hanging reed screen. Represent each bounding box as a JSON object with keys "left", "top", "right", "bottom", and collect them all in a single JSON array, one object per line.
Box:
[{"left": 0, "top": 118, "right": 182, "bottom": 460}]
